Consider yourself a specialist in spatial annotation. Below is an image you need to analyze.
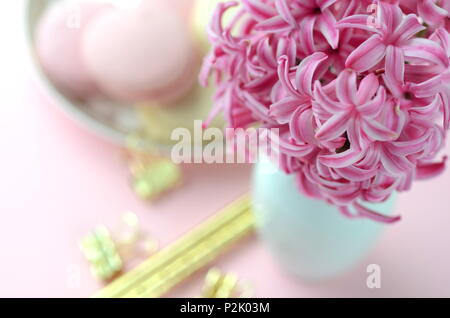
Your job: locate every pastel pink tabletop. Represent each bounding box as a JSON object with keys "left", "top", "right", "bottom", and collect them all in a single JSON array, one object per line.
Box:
[{"left": 1, "top": 2, "right": 450, "bottom": 298}]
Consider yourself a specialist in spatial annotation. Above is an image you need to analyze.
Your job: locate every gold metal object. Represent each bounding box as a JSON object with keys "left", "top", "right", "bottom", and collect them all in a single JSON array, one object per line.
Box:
[
  {"left": 80, "top": 213, "right": 158, "bottom": 282},
  {"left": 94, "top": 195, "right": 255, "bottom": 298},
  {"left": 79, "top": 226, "right": 123, "bottom": 281},
  {"left": 201, "top": 268, "right": 238, "bottom": 298},
  {"left": 132, "top": 159, "right": 182, "bottom": 200},
  {"left": 114, "top": 212, "right": 159, "bottom": 259},
  {"left": 201, "top": 268, "right": 254, "bottom": 298},
  {"left": 126, "top": 142, "right": 182, "bottom": 200}
]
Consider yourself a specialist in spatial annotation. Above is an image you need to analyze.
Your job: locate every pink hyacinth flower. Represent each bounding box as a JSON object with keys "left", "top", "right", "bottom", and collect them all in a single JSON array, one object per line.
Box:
[
  {"left": 201, "top": 0, "right": 450, "bottom": 223},
  {"left": 412, "top": 28, "right": 450, "bottom": 129},
  {"left": 314, "top": 70, "right": 398, "bottom": 162},
  {"left": 253, "top": 0, "right": 339, "bottom": 53},
  {"left": 337, "top": 2, "right": 446, "bottom": 72}
]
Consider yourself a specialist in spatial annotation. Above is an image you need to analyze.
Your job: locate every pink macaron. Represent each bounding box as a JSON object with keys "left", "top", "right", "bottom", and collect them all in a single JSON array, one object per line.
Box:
[
  {"left": 162, "top": 0, "right": 194, "bottom": 21},
  {"left": 35, "top": 0, "right": 114, "bottom": 99},
  {"left": 81, "top": 1, "right": 199, "bottom": 104}
]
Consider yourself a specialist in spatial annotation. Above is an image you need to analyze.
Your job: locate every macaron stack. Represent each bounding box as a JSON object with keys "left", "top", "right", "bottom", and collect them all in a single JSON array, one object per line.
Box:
[{"left": 35, "top": 0, "right": 200, "bottom": 105}]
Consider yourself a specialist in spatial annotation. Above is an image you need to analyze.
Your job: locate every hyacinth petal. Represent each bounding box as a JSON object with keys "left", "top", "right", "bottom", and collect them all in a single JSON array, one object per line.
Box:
[
  {"left": 443, "top": 1, "right": 450, "bottom": 12},
  {"left": 336, "top": 69, "right": 357, "bottom": 104},
  {"left": 275, "top": 0, "right": 297, "bottom": 28},
  {"left": 416, "top": 157, "right": 448, "bottom": 180},
  {"left": 270, "top": 96, "right": 308, "bottom": 123},
  {"left": 244, "top": 72, "right": 278, "bottom": 92},
  {"left": 346, "top": 117, "right": 362, "bottom": 149},
  {"left": 290, "top": 108, "right": 316, "bottom": 144},
  {"left": 404, "top": 38, "right": 449, "bottom": 68},
  {"left": 380, "top": 2, "right": 404, "bottom": 34},
  {"left": 410, "top": 75, "right": 443, "bottom": 98},
  {"left": 441, "top": 90, "right": 450, "bottom": 130},
  {"left": 418, "top": 0, "right": 448, "bottom": 26},
  {"left": 313, "top": 81, "right": 343, "bottom": 114},
  {"left": 322, "top": 187, "right": 360, "bottom": 205},
  {"left": 346, "top": 35, "right": 386, "bottom": 72},
  {"left": 410, "top": 94, "right": 442, "bottom": 119},
  {"left": 423, "top": 126, "right": 445, "bottom": 155},
  {"left": 430, "top": 28, "right": 450, "bottom": 57},
  {"left": 317, "top": 10, "right": 339, "bottom": 49},
  {"left": 336, "top": 14, "right": 383, "bottom": 34},
  {"left": 295, "top": 52, "right": 328, "bottom": 96},
  {"left": 392, "top": 14, "right": 425, "bottom": 44},
  {"left": 277, "top": 55, "right": 299, "bottom": 97},
  {"left": 354, "top": 202, "right": 401, "bottom": 224},
  {"left": 362, "top": 119, "right": 399, "bottom": 141},
  {"left": 277, "top": 37, "right": 297, "bottom": 63},
  {"left": 358, "top": 86, "right": 386, "bottom": 117},
  {"left": 358, "top": 146, "right": 381, "bottom": 168},
  {"left": 299, "top": 15, "right": 317, "bottom": 55},
  {"left": 256, "top": 15, "right": 291, "bottom": 32},
  {"left": 317, "top": 0, "right": 338, "bottom": 11},
  {"left": 319, "top": 148, "right": 364, "bottom": 168},
  {"left": 209, "top": 2, "right": 230, "bottom": 37},
  {"left": 315, "top": 112, "right": 349, "bottom": 141},
  {"left": 365, "top": 174, "right": 399, "bottom": 197},
  {"left": 242, "top": 0, "right": 277, "bottom": 21},
  {"left": 356, "top": 73, "right": 379, "bottom": 104},
  {"left": 404, "top": 63, "right": 441, "bottom": 83},
  {"left": 335, "top": 165, "right": 377, "bottom": 182},
  {"left": 278, "top": 138, "right": 314, "bottom": 157},
  {"left": 242, "top": 92, "right": 270, "bottom": 121},
  {"left": 295, "top": 0, "right": 315, "bottom": 9},
  {"left": 258, "top": 38, "right": 277, "bottom": 69},
  {"left": 199, "top": 54, "right": 214, "bottom": 87},
  {"left": 296, "top": 170, "right": 323, "bottom": 199},
  {"left": 385, "top": 45, "right": 405, "bottom": 86},
  {"left": 287, "top": 37, "right": 298, "bottom": 62},
  {"left": 388, "top": 132, "right": 430, "bottom": 156},
  {"left": 380, "top": 147, "right": 414, "bottom": 175},
  {"left": 275, "top": 0, "right": 297, "bottom": 27},
  {"left": 382, "top": 74, "right": 403, "bottom": 99}
]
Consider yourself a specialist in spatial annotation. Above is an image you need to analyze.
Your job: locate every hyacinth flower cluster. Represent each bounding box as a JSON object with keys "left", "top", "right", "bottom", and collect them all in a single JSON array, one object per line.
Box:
[{"left": 200, "top": 0, "right": 450, "bottom": 223}]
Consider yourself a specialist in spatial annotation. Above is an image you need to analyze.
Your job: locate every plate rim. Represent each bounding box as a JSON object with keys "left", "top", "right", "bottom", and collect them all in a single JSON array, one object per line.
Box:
[{"left": 24, "top": 0, "right": 128, "bottom": 146}]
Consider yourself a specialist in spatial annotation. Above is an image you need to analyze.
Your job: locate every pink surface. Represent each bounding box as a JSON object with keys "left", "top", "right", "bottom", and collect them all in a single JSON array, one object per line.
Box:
[
  {"left": 3, "top": 78, "right": 450, "bottom": 298},
  {"left": 1, "top": 2, "right": 450, "bottom": 298}
]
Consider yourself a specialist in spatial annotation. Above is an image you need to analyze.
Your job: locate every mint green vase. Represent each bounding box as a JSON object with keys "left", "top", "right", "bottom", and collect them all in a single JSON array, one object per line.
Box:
[{"left": 252, "top": 156, "right": 397, "bottom": 281}]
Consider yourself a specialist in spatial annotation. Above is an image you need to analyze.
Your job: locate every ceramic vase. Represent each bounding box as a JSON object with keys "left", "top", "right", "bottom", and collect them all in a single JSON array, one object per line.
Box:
[{"left": 251, "top": 156, "right": 397, "bottom": 281}]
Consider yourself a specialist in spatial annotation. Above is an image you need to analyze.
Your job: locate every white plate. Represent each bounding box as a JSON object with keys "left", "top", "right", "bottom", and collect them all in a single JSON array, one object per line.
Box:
[{"left": 24, "top": 0, "right": 215, "bottom": 151}]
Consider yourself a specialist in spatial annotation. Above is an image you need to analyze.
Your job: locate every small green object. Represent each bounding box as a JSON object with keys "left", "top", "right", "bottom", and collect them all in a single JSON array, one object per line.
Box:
[
  {"left": 79, "top": 226, "right": 123, "bottom": 281},
  {"left": 132, "top": 160, "right": 182, "bottom": 200}
]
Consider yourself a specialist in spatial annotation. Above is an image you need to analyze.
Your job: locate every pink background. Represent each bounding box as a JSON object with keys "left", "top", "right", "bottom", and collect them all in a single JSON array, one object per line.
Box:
[{"left": 1, "top": 1, "right": 450, "bottom": 298}]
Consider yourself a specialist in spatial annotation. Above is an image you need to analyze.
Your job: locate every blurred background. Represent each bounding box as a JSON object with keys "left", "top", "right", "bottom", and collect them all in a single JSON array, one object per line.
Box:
[{"left": 1, "top": 0, "right": 450, "bottom": 298}]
